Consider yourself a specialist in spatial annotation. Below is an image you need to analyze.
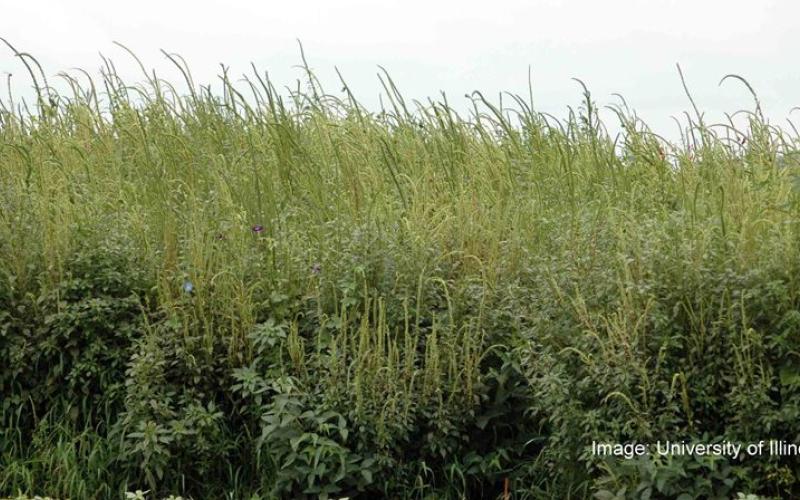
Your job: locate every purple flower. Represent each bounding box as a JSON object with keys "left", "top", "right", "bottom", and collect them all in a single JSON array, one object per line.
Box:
[
  {"left": 251, "top": 224, "right": 265, "bottom": 234},
  {"left": 311, "top": 263, "right": 322, "bottom": 275}
]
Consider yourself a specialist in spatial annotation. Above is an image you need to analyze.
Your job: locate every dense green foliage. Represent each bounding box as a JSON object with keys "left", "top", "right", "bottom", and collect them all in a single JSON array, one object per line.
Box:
[{"left": 2, "top": 48, "right": 800, "bottom": 498}]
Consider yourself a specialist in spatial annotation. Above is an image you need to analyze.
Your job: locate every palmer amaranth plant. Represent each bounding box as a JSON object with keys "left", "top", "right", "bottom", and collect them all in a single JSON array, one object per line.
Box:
[{"left": 1, "top": 41, "right": 800, "bottom": 499}]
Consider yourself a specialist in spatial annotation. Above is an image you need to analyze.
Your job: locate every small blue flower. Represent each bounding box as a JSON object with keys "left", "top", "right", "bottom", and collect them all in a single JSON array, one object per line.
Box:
[{"left": 182, "top": 280, "right": 194, "bottom": 294}]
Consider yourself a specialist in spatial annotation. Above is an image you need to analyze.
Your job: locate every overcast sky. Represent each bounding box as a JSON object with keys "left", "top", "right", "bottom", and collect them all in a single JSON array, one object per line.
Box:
[{"left": 2, "top": 0, "right": 798, "bottom": 141}]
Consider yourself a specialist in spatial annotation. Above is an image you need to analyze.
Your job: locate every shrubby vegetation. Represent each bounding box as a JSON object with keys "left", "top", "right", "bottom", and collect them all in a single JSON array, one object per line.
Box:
[{"left": 1, "top": 44, "right": 799, "bottom": 498}]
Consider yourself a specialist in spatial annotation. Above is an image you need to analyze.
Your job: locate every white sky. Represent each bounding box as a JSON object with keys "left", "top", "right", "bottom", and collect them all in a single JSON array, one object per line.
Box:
[{"left": 2, "top": 0, "right": 799, "bottom": 142}]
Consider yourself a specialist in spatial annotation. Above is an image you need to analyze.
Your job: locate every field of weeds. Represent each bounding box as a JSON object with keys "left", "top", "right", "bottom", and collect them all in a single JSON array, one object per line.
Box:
[{"left": 1, "top": 44, "right": 800, "bottom": 499}]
